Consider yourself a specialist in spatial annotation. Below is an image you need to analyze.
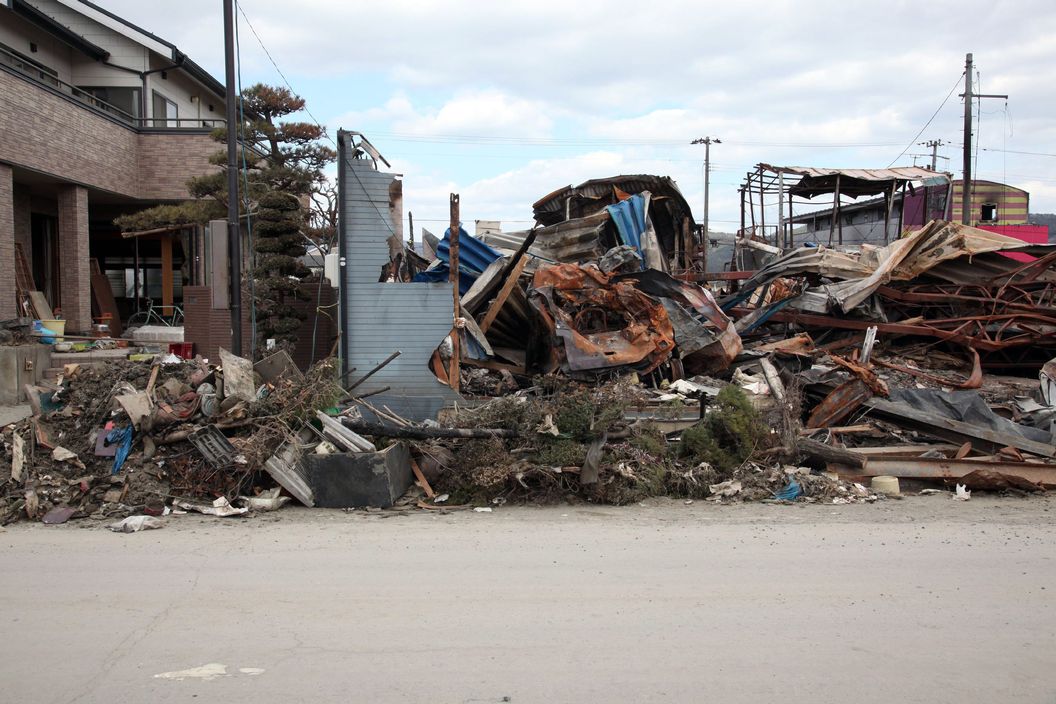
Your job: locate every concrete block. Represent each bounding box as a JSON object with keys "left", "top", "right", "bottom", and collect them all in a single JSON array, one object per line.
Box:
[
  {"left": 305, "top": 442, "right": 412, "bottom": 508},
  {"left": 131, "top": 325, "right": 184, "bottom": 343}
]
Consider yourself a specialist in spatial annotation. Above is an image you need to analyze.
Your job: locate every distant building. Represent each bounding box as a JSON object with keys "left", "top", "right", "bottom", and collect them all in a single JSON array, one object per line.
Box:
[
  {"left": 0, "top": 0, "right": 227, "bottom": 330},
  {"left": 791, "top": 178, "right": 1047, "bottom": 247}
]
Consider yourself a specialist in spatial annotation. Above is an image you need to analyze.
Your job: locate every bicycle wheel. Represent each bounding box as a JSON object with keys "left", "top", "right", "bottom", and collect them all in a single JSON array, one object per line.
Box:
[{"left": 126, "top": 311, "right": 149, "bottom": 328}]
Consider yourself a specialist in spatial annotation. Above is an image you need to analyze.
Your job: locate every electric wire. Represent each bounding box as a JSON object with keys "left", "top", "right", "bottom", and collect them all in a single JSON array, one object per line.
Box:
[{"left": 887, "top": 71, "right": 965, "bottom": 167}]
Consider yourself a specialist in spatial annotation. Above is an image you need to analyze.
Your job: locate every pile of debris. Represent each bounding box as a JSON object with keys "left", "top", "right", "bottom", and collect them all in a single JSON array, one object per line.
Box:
[
  {"left": 0, "top": 350, "right": 343, "bottom": 525},
  {"left": 385, "top": 175, "right": 742, "bottom": 389},
  {"left": 711, "top": 220, "right": 1056, "bottom": 494},
  {"left": 335, "top": 376, "right": 883, "bottom": 507},
  {"left": 360, "top": 210, "right": 1056, "bottom": 504}
]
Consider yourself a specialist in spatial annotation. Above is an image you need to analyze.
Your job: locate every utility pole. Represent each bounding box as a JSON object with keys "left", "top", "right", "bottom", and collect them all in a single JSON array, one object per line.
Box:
[
  {"left": 921, "top": 139, "right": 945, "bottom": 171},
  {"left": 223, "top": 0, "right": 242, "bottom": 354},
  {"left": 959, "top": 52, "right": 1008, "bottom": 225},
  {"left": 692, "top": 137, "right": 718, "bottom": 261}
]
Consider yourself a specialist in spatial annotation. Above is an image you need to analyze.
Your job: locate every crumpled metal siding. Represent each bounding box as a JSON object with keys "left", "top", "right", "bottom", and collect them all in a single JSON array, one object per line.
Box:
[{"left": 339, "top": 136, "right": 462, "bottom": 420}]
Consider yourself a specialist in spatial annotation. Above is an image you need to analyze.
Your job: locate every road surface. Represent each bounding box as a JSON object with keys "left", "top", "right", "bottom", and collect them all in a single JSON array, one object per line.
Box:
[{"left": 1, "top": 495, "right": 1054, "bottom": 703}]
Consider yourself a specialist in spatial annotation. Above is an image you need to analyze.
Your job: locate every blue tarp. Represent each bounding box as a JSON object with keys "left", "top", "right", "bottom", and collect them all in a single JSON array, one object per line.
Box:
[
  {"left": 435, "top": 227, "right": 502, "bottom": 274},
  {"left": 106, "top": 425, "right": 134, "bottom": 474},
  {"left": 413, "top": 227, "right": 502, "bottom": 293},
  {"left": 605, "top": 195, "right": 647, "bottom": 268},
  {"left": 414, "top": 264, "right": 474, "bottom": 296}
]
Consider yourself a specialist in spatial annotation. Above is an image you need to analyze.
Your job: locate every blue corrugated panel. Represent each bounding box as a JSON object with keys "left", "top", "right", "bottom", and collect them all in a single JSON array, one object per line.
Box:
[
  {"left": 606, "top": 195, "right": 647, "bottom": 268},
  {"left": 435, "top": 227, "right": 502, "bottom": 275},
  {"left": 412, "top": 264, "right": 474, "bottom": 295}
]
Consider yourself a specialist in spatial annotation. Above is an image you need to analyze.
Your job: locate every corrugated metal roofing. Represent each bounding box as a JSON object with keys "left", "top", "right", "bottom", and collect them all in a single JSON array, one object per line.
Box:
[
  {"left": 338, "top": 131, "right": 462, "bottom": 420},
  {"left": 760, "top": 165, "right": 945, "bottom": 182},
  {"left": 435, "top": 227, "right": 503, "bottom": 275}
]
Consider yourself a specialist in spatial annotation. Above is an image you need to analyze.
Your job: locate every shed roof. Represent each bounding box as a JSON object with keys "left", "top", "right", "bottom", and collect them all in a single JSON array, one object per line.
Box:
[{"left": 757, "top": 164, "right": 950, "bottom": 199}]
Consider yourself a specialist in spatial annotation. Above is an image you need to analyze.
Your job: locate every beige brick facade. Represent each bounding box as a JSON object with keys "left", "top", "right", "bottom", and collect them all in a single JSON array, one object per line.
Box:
[
  {"left": 57, "top": 185, "right": 91, "bottom": 332},
  {"left": 0, "top": 66, "right": 222, "bottom": 325},
  {"left": 0, "top": 69, "right": 218, "bottom": 200}
]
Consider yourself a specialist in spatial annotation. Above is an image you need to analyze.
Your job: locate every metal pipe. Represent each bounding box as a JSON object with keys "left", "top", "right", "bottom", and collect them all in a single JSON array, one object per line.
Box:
[{"left": 223, "top": 0, "right": 242, "bottom": 355}]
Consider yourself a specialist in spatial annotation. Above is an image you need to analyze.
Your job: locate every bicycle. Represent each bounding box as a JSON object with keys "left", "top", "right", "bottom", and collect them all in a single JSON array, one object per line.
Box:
[{"left": 126, "top": 298, "right": 184, "bottom": 328}]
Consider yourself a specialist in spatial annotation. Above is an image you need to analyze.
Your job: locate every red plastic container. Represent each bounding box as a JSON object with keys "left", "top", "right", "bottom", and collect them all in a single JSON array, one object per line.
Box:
[{"left": 168, "top": 342, "right": 194, "bottom": 359}]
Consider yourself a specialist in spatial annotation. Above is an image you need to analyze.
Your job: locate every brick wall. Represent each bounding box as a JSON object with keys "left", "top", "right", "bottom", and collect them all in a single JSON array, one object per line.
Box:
[
  {"left": 0, "top": 68, "right": 218, "bottom": 201},
  {"left": 137, "top": 131, "right": 220, "bottom": 201},
  {"left": 184, "top": 283, "right": 336, "bottom": 370},
  {"left": 13, "top": 186, "right": 31, "bottom": 259},
  {"left": 0, "top": 164, "right": 13, "bottom": 319},
  {"left": 183, "top": 285, "right": 251, "bottom": 364},
  {"left": 57, "top": 185, "right": 90, "bottom": 332}
]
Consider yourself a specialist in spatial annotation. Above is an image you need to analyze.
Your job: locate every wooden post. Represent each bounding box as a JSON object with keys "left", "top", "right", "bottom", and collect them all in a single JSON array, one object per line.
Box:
[
  {"left": 896, "top": 181, "right": 907, "bottom": 239},
  {"left": 787, "top": 192, "right": 793, "bottom": 249},
  {"left": 448, "top": 194, "right": 461, "bottom": 393},
  {"left": 160, "top": 234, "right": 173, "bottom": 316}
]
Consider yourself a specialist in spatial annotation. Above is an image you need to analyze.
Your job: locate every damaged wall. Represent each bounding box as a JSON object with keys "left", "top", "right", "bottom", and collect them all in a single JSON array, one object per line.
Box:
[{"left": 338, "top": 132, "right": 462, "bottom": 420}]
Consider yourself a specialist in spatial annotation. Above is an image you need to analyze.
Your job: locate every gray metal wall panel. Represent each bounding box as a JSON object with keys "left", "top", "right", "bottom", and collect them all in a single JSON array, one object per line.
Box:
[{"left": 340, "top": 149, "right": 462, "bottom": 420}]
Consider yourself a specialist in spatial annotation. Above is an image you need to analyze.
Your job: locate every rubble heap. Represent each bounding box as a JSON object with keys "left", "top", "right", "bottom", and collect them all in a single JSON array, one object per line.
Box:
[{"left": 0, "top": 352, "right": 341, "bottom": 525}]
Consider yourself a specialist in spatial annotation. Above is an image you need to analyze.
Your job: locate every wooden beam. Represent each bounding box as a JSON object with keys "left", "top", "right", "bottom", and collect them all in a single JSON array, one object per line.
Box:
[
  {"left": 833, "top": 457, "right": 1056, "bottom": 488},
  {"left": 160, "top": 235, "right": 174, "bottom": 317},
  {"left": 478, "top": 252, "right": 529, "bottom": 334},
  {"left": 448, "top": 194, "right": 461, "bottom": 393}
]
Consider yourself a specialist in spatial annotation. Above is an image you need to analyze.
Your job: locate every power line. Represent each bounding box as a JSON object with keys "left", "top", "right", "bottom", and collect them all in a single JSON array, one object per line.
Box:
[
  {"left": 236, "top": 3, "right": 335, "bottom": 146},
  {"left": 981, "top": 147, "right": 1056, "bottom": 158},
  {"left": 371, "top": 131, "right": 905, "bottom": 149},
  {"left": 887, "top": 71, "right": 965, "bottom": 167}
]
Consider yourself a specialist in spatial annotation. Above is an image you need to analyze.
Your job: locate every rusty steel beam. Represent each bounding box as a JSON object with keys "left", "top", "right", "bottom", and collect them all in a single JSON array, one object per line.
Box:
[{"left": 730, "top": 307, "right": 1053, "bottom": 353}]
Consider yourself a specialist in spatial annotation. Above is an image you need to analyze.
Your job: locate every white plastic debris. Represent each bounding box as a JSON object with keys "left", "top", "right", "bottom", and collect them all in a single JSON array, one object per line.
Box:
[
  {"left": 238, "top": 488, "right": 291, "bottom": 512},
  {"left": 108, "top": 515, "right": 163, "bottom": 533},
  {"left": 433, "top": 493, "right": 450, "bottom": 504},
  {"left": 174, "top": 496, "right": 249, "bottom": 517},
  {"left": 473, "top": 507, "right": 493, "bottom": 513},
  {"left": 953, "top": 484, "right": 971, "bottom": 501},
  {"left": 708, "top": 479, "right": 742, "bottom": 498}
]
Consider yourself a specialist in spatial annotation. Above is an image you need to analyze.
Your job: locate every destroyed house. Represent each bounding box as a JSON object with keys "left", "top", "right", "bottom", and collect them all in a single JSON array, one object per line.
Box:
[
  {"left": 737, "top": 165, "right": 949, "bottom": 251},
  {"left": 790, "top": 178, "right": 1049, "bottom": 247},
  {"left": 338, "top": 134, "right": 741, "bottom": 419},
  {"left": 0, "top": 0, "right": 227, "bottom": 332}
]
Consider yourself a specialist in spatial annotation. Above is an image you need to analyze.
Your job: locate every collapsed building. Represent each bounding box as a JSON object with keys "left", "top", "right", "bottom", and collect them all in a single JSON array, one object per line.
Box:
[{"left": 337, "top": 131, "right": 741, "bottom": 419}]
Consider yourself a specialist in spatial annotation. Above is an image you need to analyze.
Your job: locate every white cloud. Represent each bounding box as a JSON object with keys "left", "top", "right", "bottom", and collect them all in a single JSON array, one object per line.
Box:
[{"left": 90, "top": 0, "right": 1056, "bottom": 218}]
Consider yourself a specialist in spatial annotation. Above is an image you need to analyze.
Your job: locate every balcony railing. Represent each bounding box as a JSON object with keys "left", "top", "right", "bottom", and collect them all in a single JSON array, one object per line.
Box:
[{"left": 0, "top": 44, "right": 224, "bottom": 131}]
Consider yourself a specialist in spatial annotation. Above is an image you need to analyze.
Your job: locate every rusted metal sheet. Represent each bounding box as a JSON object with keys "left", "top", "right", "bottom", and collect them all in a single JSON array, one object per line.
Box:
[
  {"left": 533, "top": 175, "right": 693, "bottom": 227},
  {"left": 806, "top": 379, "right": 872, "bottom": 429},
  {"left": 873, "top": 348, "right": 983, "bottom": 390},
  {"left": 615, "top": 268, "right": 742, "bottom": 374},
  {"left": 529, "top": 264, "right": 676, "bottom": 375}
]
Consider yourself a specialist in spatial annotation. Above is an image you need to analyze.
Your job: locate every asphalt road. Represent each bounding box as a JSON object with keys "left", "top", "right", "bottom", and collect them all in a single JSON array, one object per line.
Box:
[{"left": 1, "top": 496, "right": 1054, "bottom": 703}]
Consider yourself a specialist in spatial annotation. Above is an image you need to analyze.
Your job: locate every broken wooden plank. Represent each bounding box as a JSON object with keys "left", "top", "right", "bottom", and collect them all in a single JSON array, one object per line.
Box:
[
  {"left": 410, "top": 458, "right": 436, "bottom": 499},
  {"left": 28, "top": 291, "right": 52, "bottom": 321},
  {"left": 479, "top": 253, "right": 530, "bottom": 335},
  {"left": 341, "top": 420, "right": 516, "bottom": 440},
  {"left": 758, "top": 357, "right": 785, "bottom": 403},
  {"left": 797, "top": 438, "right": 865, "bottom": 468},
  {"left": 845, "top": 443, "right": 960, "bottom": 457},
  {"left": 798, "top": 424, "right": 876, "bottom": 435},
  {"left": 831, "top": 457, "right": 1056, "bottom": 488}
]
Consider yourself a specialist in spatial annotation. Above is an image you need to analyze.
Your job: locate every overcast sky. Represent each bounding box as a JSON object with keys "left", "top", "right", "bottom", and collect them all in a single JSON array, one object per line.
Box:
[{"left": 106, "top": 0, "right": 1056, "bottom": 234}]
